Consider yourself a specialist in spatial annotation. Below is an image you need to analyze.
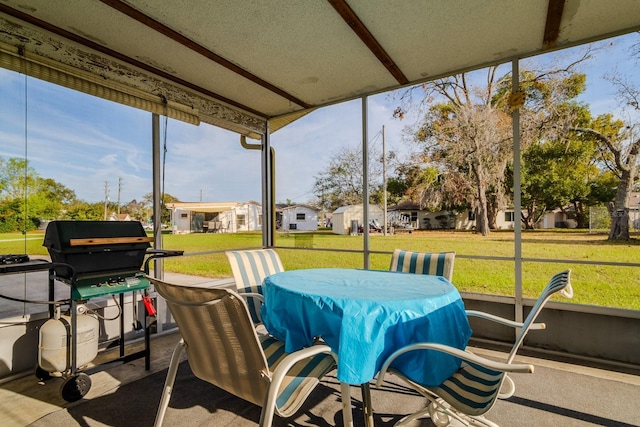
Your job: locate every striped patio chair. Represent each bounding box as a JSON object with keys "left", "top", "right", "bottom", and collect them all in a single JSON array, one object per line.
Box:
[
  {"left": 226, "top": 249, "right": 284, "bottom": 324},
  {"left": 376, "top": 270, "right": 573, "bottom": 427},
  {"left": 389, "top": 249, "right": 456, "bottom": 282},
  {"left": 150, "top": 278, "right": 342, "bottom": 427}
]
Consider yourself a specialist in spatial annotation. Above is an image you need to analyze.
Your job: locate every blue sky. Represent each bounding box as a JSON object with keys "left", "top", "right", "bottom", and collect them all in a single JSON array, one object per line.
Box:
[{"left": 0, "top": 33, "right": 638, "bottom": 206}]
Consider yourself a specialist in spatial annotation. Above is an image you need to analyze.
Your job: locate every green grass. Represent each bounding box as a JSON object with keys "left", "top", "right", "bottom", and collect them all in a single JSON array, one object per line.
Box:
[{"left": 2, "top": 229, "right": 639, "bottom": 310}]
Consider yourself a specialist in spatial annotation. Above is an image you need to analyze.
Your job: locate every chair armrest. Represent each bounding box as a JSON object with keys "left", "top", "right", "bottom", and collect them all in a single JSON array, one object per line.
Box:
[
  {"left": 375, "top": 342, "right": 534, "bottom": 388},
  {"left": 271, "top": 344, "right": 337, "bottom": 381},
  {"left": 465, "top": 310, "right": 546, "bottom": 330},
  {"left": 560, "top": 283, "right": 574, "bottom": 299},
  {"left": 238, "top": 292, "right": 264, "bottom": 303},
  {"left": 264, "top": 344, "right": 338, "bottom": 417}
]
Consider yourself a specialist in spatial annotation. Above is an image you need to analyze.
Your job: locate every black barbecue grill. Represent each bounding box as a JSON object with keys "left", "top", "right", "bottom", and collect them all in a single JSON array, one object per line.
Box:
[
  {"left": 40, "top": 220, "right": 183, "bottom": 401},
  {"left": 44, "top": 220, "right": 181, "bottom": 300}
]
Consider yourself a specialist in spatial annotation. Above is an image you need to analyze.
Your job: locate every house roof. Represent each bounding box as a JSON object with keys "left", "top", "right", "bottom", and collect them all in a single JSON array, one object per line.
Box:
[
  {"left": 108, "top": 213, "right": 132, "bottom": 221},
  {"left": 388, "top": 201, "right": 422, "bottom": 211},
  {"left": 278, "top": 204, "right": 319, "bottom": 212},
  {"left": 166, "top": 202, "right": 239, "bottom": 213},
  {"left": 2, "top": 1, "right": 638, "bottom": 138},
  {"left": 333, "top": 204, "right": 383, "bottom": 214}
]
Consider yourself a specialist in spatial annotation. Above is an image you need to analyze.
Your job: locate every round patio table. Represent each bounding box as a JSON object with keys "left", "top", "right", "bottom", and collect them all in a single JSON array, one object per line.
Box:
[{"left": 261, "top": 268, "right": 472, "bottom": 387}]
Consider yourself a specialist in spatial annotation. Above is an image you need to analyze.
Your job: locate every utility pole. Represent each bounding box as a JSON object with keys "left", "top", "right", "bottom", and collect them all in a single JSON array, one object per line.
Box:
[
  {"left": 103, "top": 181, "right": 109, "bottom": 220},
  {"left": 382, "top": 125, "right": 388, "bottom": 236},
  {"left": 117, "top": 177, "right": 122, "bottom": 214}
]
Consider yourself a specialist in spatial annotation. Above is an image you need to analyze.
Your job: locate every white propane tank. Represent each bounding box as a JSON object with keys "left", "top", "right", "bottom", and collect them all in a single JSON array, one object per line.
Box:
[{"left": 38, "top": 313, "right": 99, "bottom": 373}]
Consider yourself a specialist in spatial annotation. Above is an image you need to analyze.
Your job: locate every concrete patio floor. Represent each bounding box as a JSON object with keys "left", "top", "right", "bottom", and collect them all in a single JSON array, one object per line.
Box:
[{"left": 1, "top": 272, "right": 639, "bottom": 427}]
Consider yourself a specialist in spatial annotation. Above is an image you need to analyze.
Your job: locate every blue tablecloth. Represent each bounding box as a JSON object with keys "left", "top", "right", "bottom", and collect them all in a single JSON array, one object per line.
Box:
[{"left": 262, "top": 268, "right": 472, "bottom": 386}]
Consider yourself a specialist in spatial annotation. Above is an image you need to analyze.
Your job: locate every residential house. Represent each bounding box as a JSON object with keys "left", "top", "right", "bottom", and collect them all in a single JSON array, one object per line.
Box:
[
  {"left": 166, "top": 201, "right": 262, "bottom": 233},
  {"left": 277, "top": 204, "right": 319, "bottom": 231},
  {"left": 331, "top": 204, "right": 384, "bottom": 235},
  {"left": 108, "top": 213, "right": 132, "bottom": 221}
]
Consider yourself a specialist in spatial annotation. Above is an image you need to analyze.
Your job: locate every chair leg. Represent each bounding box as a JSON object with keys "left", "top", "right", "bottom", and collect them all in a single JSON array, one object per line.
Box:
[
  {"left": 361, "top": 383, "right": 374, "bottom": 427},
  {"left": 395, "top": 406, "right": 432, "bottom": 426},
  {"left": 340, "top": 382, "right": 354, "bottom": 427},
  {"left": 259, "top": 385, "right": 278, "bottom": 427},
  {"left": 154, "top": 339, "right": 186, "bottom": 427},
  {"left": 497, "top": 374, "right": 515, "bottom": 399}
]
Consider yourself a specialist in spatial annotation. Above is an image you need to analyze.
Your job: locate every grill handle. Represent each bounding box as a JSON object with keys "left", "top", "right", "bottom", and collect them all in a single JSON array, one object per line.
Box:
[{"left": 69, "top": 237, "right": 154, "bottom": 246}]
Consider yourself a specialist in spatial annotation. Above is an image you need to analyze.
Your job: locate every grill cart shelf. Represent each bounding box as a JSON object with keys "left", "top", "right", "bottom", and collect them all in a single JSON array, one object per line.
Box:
[{"left": 39, "top": 220, "right": 183, "bottom": 401}]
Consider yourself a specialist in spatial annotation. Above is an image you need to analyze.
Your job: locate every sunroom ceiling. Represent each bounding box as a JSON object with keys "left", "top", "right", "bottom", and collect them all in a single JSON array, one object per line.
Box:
[{"left": 1, "top": 0, "right": 639, "bottom": 138}]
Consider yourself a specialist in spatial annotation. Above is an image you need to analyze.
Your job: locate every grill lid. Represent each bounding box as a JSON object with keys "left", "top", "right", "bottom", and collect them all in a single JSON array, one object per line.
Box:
[{"left": 44, "top": 220, "right": 152, "bottom": 278}]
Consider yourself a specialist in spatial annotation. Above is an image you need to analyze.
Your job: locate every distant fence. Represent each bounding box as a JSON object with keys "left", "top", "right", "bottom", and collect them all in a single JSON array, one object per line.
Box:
[{"left": 589, "top": 206, "right": 640, "bottom": 233}]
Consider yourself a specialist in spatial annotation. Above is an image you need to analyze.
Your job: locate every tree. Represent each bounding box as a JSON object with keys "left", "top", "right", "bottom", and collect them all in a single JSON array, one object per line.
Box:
[
  {"left": 29, "top": 178, "right": 78, "bottom": 220},
  {"left": 142, "top": 192, "right": 180, "bottom": 225},
  {"left": 396, "top": 70, "right": 515, "bottom": 236},
  {"left": 0, "top": 199, "right": 22, "bottom": 232},
  {"left": 63, "top": 201, "right": 104, "bottom": 220},
  {"left": 518, "top": 103, "right": 600, "bottom": 229},
  {"left": 122, "top": 199, "right": 146, "bottom": 221},
  {"left": 520, "top": 134, "right": 597, "bottom": 228},
  {"left": 0, "top": 158, "right": 37, "bottom": 201},
  {"left": 312, "top": 145, "right": 382, "bottom": 212},
  {"left": 0, "top": 157, "right": 77, "bottom": 230},
  {"left": 571, "top": 114, "right": 637, "bottom": 239},
  {"left": 394, "top": 51, "right": 593, "bottom": 235}
]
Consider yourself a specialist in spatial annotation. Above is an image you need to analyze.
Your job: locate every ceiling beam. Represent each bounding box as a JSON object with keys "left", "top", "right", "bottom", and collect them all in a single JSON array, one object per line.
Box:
[
  {"left": 0, "top": 2, "right": 267, "bottom": 117},
  {"left": 327, "top": 0, "right": 409, "bottom": 85},
  {"left": 99, "top": 0, "right": 311, "bottom": 109},
  {"left": 543, "top": 0, "right": 566, "bottom": 49}
]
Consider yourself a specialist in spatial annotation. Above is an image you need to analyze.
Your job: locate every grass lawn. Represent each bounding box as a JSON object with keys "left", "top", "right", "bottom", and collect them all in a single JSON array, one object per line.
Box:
[{"left": 2, "top": 229, "right": 639, "bottom": 310}]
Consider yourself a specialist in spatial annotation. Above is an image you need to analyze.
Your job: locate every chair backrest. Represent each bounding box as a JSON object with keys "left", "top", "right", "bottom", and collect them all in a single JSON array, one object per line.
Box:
[
  {"left": 389, "top": 249, "right": 456, "bottom": 281},
  {"left": 149, "top": 277, "right": 270, "bottom": 407},
  {"left": 507, "top": 269, "right": 572, "bottom": 363},
  {"left": 226, "top": 249, "right": 285, "bottom": 323}
]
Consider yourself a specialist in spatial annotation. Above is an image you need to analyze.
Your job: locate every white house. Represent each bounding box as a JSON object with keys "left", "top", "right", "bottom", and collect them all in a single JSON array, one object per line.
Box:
[
  {"left": 389, "top": 201, "right": 466, "bottom": 230},
  {"left": 108, "top": 212, "right": 132, "bottom": 221},
  {"left": 222, "top": 201, "right": 263, "bottom": 233},
  {"left": 389, "top": 202, "right": 543, "bottom": 230},
  {"left": 277, "top": 204, "right": 319, "bottom": 231},
  {"left": 166, "top": 201, "right": 263, "bottom": 233},
  {"left": 331, "top": 204, "right": 384, "bottom": 235}
]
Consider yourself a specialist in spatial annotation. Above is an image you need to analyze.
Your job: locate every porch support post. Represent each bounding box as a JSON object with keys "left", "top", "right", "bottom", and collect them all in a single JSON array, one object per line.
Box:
[
  {"left": 152, "top": 113, "right": 165, "bottom": 333},
  {"left": 362, "top": 96, "right": 370, "bottom": 269},
  {"left": 262, "top": 120, "right": 275, "bottom": 247},
  {"left": 512, "top": 59, "right": 523, "bottom": 325},
  {"left": 152, "top": 113, "right": 163, "bottom": 279}
]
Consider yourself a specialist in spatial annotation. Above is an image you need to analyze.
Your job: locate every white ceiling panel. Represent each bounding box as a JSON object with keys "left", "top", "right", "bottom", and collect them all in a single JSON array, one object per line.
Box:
[{"left": 0, "top": 0, "right": 639, "bottom": 135}]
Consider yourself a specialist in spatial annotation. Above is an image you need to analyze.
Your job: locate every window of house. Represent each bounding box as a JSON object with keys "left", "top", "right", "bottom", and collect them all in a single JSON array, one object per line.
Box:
[
  {"left": 468, "top": 211, "right": 475, "bottom": 221},
  {"left": 181, "top": 213, "right": 188, "bottom": 218},
  {"left": 505, "top": 211, "right": 515, "bottom": 222},
  {"left": 237, "top": 214, "right": 246, "bottom": 226},
  {"left": 258, "top": 214, "right": 262, "bottom": 226},
  {"left": 296, "top": 213, "right": 306, "bottom": 221},
  {"left": 410, "top": 212, "right": 418, "bottom": 222}
]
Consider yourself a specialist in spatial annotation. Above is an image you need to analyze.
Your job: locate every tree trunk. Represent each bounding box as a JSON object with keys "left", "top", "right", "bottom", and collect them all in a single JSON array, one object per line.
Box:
[
  {"left": 608, "top": 166, "right": 635, "bottom": 240},
  {"left": 472, "top": 161, "right": 491, "bottom": 236},
  {"left": 521, "top": 205, "right": 536, "bottom": 229},
  {"left": 574, "top": 201, "right": 588, "bottom": 229},
  {"left": 486, "top": 197, "right": 498, "bottom": 230},
  {"left": 609, "top": 205, "right": 630, "bottom": 240},
  {"left": 476, "top": 191, "right": 490, "bottom": 236}
]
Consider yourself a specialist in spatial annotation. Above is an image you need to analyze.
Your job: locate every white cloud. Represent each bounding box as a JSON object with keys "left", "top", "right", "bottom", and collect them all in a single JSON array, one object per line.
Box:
[{"left": 99, "top": 153, "right": 118, "bottom": 167}]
